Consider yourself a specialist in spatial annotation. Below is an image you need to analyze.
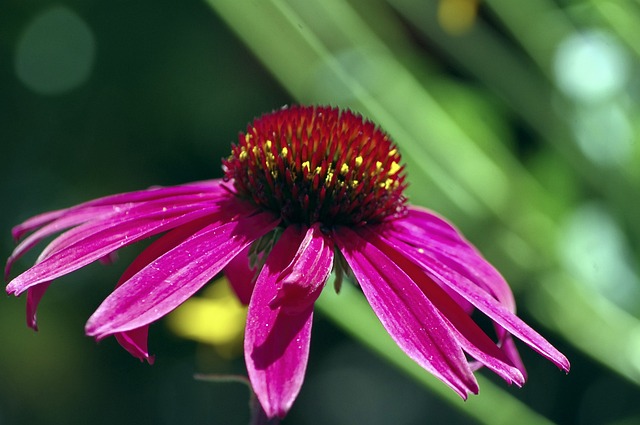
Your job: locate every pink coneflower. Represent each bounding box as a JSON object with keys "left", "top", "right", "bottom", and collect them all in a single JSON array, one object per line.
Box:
[{"left": 6, "top": 105, "right": 569, "bottom": 420}]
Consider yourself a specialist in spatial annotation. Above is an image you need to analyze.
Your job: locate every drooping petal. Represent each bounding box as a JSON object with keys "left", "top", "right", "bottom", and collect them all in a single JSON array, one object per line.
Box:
[
  {"left": 5, "top": 206, "right": 116, "bottom": 280},
  {"left": 11, "top": 209, "right": 71, "bottom": 241},
  {"left": 109, "top": 216, "right": 215, "bottom": 362},
  {"left": 115, "top": 327, "right": 154, "bottom": 365},
  {"left": 394, "top": 207, "right": 515, "bottom": 311},
  {"left": 362, "top": 228, "right": 525, "bottom": 386},
  {"left": 245, "top": 225, "right": 322, "bottom": 419},
  {"left": 6, "top": 180, "right": 230, "bottom": 281},
  {"left": 269, "top": 223, "right": 334, "bottom": 315},
  {"left": 6, "top": 196, "right": 229, "bottom": 296},
  {"left": 64, "top": 179, "right": 227, "bottom": 211},
  {"left": 85, "top": 210, "right": 279, "bottom": 339},
  {"left": 333, "top": 226, "right": 479, "bottom": 398},
  {"left": 224, "top": 246, "right": 256, "bottom": 306},
  {"left": 386, "top": 226, "right": 570, "bottom": 372},
  {"left": 16, "top": 212, "right": 216, "bottom": 333},
  {"left": 25, "top": 282, "right": 51, "bottom": 330},
  {"left": 501, "top": 334, "right": 527, "bottom": 380},
  {"left": 391, "top": 207, "right": 525, "bottom": 371},
  {"left": 10, "top": 180, "right": 226, "bottom": 241},
  {"left": 35, "top": 192, "right": 228, "bottom": 263}
]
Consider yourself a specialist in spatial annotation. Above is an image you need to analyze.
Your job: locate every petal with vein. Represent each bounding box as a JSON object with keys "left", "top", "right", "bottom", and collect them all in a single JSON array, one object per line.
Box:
[
  {"left": 110, "top": 216, "right": 214, "bottom": 362},
  {"left": 389, "top": 228, "right": 570, "bottom": 372},
  {"left": 6, "top": 203, "right": 223, "bottom": 296},
  {"left": 269, "top": 223, "right": 334, "bottom": 315},
  {"left": 393, "top": 208, "right": 520, "bottom": 356},
  {"left": 25, "top": 282, "right": 51, "bottom": 330},
  {"left": 333, "top": 227, "right": 478, "bottom": 398},
  {"left": 115, "top": 327, "right": 155, "bottom": 365},
  {"left": 36, "top": 193, "right": 228, "bottom": 262},
  {"left": 6, "top": 206, "right": 118, "bottom": 280},
  {"left": 85, "top": 211, "right": 279, "bottom": 338},
  {"left": 10, "top": 180, "right": 225, "bottom": 241},
  {"left": 397, "top": 207, "right": 515, "bottom": 310},
  {"left": 224, "top": 246, "right": 256, "bottom": 306},
  {"left": 365, "top": 229, "right": 524, "bottom": 386},
  {"left": 245, "top": 225, "right": 315, "bottom": 419}
]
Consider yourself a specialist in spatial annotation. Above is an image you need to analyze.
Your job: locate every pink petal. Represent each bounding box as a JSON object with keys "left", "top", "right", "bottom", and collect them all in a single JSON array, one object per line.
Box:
[
  {"left": 115, "top": 328, "right": 155, "bottom": 365},
  {"left": 245, "top": 225, "right": 317, "bottom": 419},
  {"left": 332, "top": 227, "right": 479, "bottom": 398},
  {"left": 269, "top": 223, "right": 334, "bottom": 315},
  {"left": 25, "top": 283, "right": 51, "bottom": 330},
  {"left": 396, "top": 207, "right": 515, "bottom": 310},
  {"left": 109, "top": 216, "right": 215, "bottom": 362},
  {"left": 363, "top": 228, "right": 525, "bottom": 386},
  {"left": 71, "top": 180, "right": 226, "bottom": 210},
  {"left": 12, "top": 209, "right": 69, "bottom": 241},
  {"left": 392, "top": 207, "right": 523, "bottom": 367},
  {"left": 85, "top": 210, "right": 279, "bottom": 339},
  {"left": 386, "top": 226, "right": 570, "bottom": 372},
  {"left": 5, "top": 205, "right": 118, "bottom": 280},
  {"left": 6, "top": 198, "right": 227, "bottom": 296},
  {"left": 10, "top": 180, "right": 225, "bottom": 241},
  {"left": 16, "top": 210, "right": 213, "bottom": 333},
  {"left": 501, "top": 334, "right": 527, "bottom": 380},
  {"left": 224, "top": 246, "right": 256, "bottom": 305},
  {"left": 36, "top": 192, "right": 227, "bottom": 262},
  {"left": 7, "top": 180, "right": 229, "bottom": 277}
]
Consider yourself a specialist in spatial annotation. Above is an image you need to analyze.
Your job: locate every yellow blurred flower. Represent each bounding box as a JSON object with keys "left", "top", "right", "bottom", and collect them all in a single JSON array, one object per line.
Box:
[
  {"left": 167, "top": 277, "right": 247, "bottom": 357},
  {"left": 438, "top": 0, "right": 479, "bottom": 36}
]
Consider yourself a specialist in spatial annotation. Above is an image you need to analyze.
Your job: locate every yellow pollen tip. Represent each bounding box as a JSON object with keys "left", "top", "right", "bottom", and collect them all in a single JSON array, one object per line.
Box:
[
  {"left": 355, "top": 156, "right": 363, "bottom": 167},
  {"left": 376, "top": 161, "right": 383, "bottom": 171},
  {"left": 281, "top": 147, "right": 288, "bottom": 157},
  {"left": 239, "top": 150, "right": 248, "bottom": 161},
  {"left": 340, "top": 163, "right": 349, "bottom": 174},
  {"left": 302, "top": 161, "right": 310, "bottom": 172},
  {"left": 389, "top": 161, "right": 401, "bottom": 175},
  {"left": 388, "top": 148, "right": 397, "bottom": 156},
  {"left": 266, "top": 140, "right": 272, "bottom": 150},
  {"left": 266, "top": 152, "right": 276, "bottom": 168}
]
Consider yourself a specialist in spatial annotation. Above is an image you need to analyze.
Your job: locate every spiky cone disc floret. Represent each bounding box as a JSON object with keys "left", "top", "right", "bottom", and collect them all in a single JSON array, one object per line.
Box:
[{"left": 223, "top": 105, "right": 408, "bottom": 227}]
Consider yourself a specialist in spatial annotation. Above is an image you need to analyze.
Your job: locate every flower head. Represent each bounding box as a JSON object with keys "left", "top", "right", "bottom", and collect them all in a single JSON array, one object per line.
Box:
[
  {"left": 6, "top": 105, "right": 569, "bottom": 419},
  {"left": 223, "top": 106, "right": 406, "bottom": 226}
]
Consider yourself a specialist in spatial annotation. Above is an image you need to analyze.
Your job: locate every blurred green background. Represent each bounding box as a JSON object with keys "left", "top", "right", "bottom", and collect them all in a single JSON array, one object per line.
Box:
[{"left": 2, "top": 0, "right": 640, "bottom": 424}]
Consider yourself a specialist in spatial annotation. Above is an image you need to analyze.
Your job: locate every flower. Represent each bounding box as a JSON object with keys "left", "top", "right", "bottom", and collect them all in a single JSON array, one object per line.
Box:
[{"left": 6, "top": 105, "right": 569, "bottom": 419}]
